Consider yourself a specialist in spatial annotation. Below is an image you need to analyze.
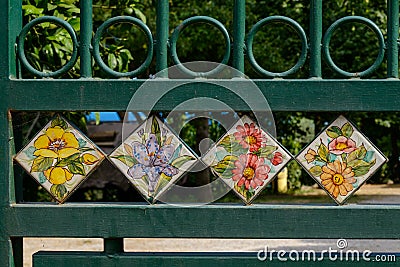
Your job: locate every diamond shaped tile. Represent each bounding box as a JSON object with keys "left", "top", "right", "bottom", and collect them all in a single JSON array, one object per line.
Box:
[
  {"left": 109, "top": 116, "right": 198, "bottom": 203},
  {"left": 296, "top": 115, "right": 388, "bottom": 205},
  {"left": 14, "top": 116, "right": 105, "bottom": 203},
  {"left": 202, "top": 115, "right": 292, "bottom": 204}
]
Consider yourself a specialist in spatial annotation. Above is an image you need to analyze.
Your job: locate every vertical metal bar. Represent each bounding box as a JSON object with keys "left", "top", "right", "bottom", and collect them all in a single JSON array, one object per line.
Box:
[
  {"left": 8, "top": 112, "right": 17, "bottom": 204},
  {"left": 1, "top": 2, "right": 21, "bottom": 265},
  {"left": 309, "top": 0, "right": 322, "bottom": 78},
  {"left": 104, "top": 238, "right": 124, "bottom": 254},
  {"left": 387, "top": 0, "right": 399, "bottom": 78},
  {"left": 11, "top": 237, "right": 23, "bottom": 267},
  {"left": 80, "top": 0, "right": 93, "bottom": 78},
  {"left": 0, "top": 240, "right": 15, "bottom": 267},
  {"left": 156, "top": 0, "right": 169, "bottom": 77},
  {"left": 232, "top": 0, "right": 246, "bottom": 75},
  {"left": 0, "top": 89, "right": 13, "bottom": 267},
  {"left": 1, "top": 0, "right": 21, "bottom": 79}
]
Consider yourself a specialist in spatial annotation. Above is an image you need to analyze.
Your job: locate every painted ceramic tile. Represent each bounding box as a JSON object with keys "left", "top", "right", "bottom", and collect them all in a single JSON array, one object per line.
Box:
[
  {"left": 14, "top": 116, "right": 105, "bottom": 203},
  {"left": 109, "top": 116, "right": 198, "bottom": 203},
  {"left": 202, "top": 115, "right": 292, "bottom": 204},
  {"left": 296, "top": 115, "right": 388, "bottom": 205}
]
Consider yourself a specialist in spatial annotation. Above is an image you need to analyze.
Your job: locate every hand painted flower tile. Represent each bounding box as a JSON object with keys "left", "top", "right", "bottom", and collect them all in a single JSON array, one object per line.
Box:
[
  {"left": 202, "top": 115, "right": 292, "bottom": 204},
  {"left": 14, "top": 116, "right": 105, "bottom": 203},
  {"left": 109, "top": 116, "right": 198, "bottom": 203},
  {"left": 296, "top": 115, "right": 387, "bottom": 205}
]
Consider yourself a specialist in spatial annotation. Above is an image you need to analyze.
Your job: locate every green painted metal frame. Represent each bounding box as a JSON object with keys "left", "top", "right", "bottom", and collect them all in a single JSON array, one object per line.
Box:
[
  {"left": 32, "top": 251, "right": 400, "bottom": 266},
  {"left": 2, "top": 0, "right": 400, "bottom": 266}
]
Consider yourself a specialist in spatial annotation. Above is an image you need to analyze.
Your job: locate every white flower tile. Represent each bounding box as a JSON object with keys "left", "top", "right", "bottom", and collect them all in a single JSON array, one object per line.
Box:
[{"left": 109, "top": 116, "right": 198, "bottom": 203}]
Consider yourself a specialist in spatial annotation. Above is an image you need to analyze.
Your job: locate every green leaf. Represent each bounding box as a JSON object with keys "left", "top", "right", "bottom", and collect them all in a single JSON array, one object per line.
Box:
[
  {"left": 151, "top": 117, "right": 161, "bottom": 145},
  {"left": 62, "top": 0, "right": 79, "bottom": 5},
  {"left": 151, "top": 116, "right": 161, "bottom": 134},
  {"left": 341, "top": 122, "right": 354, "bottom": 138},
  {"left": 317, "top": 142, "right": 329, "bottom": 162},
  {"left": 257, "top": 145, "right": 277, "bottom": 158},
  {"left": 348, "top": 159, "right": 368, "bottom": 168},
  {"left": 58, "top": 3, "right": 75, "bottom": 8},
  {"left": 351, "top": 159, "right": 376, "bottom": 177},
  {"left": 78, "top": 138, "right": 87, "bottom": 148},
  {"left": 141, "top": 175, "right": 149, "bottom": 185},
  {"left": 51, "top": 117, "right": 68, "bottom": 129},
  {"left": 22, "top": 5, "right": 44, "bottom": 16},
  {"left": 38, "top": 172, "right": 47, "bottom": 184},
  {"left": 234, "top": 183, "right": 246, "bottom": 197},
  {"left": 50, "top": 184, "right": 67, "bottom": 200},
  {"left": 169, "top": 144, "right": 182, "bottom": 163},
  {"left": 246, "top": 190, "right": 255, "bottom": 201},
  {"left": 79, "top": 147, "right": 95, "bottom": 153},
  {"left": 108, "top": 54, "right": 117, "bottom": 70},
  {"left": 134, "top": 8, "right": 147, "bottom": 23},
  {"left": 43, "top": 44, "right": 54, "bottom": 58},
  {"left": 67, "top": 161, "right": 85, "bottom": 176},
  {"left": 67, "top": 7, "right": 80, "bottom": 14},
  {"left": 47, "top": 3, "right": 57, "bottom": 11},
  {"left": 326, "top": 126, "right": 342, "bottom": 138},
  {"left": 328, "top": 153, "right": 337, "bottom": 163},
  {"left": 347, "top": 145, "right": 367, "bottom": 164},
  {"left": 352, "top": 166, "right": 370, "bottom": 177},
  {"left": 309, "top": 165, "right": 323, "bottom": 176},
  {"left": 212, "top": 155, "right": 238, "bottom": 178},
  {"left": 31, "top": 157, "right": 53, "bottom": 172},
  {"left": 112, "top": 155, "right": 137, "bottom": 168},
  {"left": 117, "top": 55, "right": 123, "bottom": 72},
  {"left": 154, "top": 175, "right": 170, "bottom": 196},
  {"left": 68, "top": 17, "right": 80, "bottom": 31},
  {"left": 120, "top": 49, "right": 134, "bottom": 60},
  {"left": 94, "top": 112, "right": 101, "bottom": 125},
  {"left": 170, "top": 155, "right": 195, "bottom": 168},
  {"left": 219, "top": 135, "right": 247, "bottom": 155},
  {"left": 24, "top": 146, "right": 36, "bottom": 160},
  {"left": 55, "top": 153, "right": 80, "bottom": 167}
]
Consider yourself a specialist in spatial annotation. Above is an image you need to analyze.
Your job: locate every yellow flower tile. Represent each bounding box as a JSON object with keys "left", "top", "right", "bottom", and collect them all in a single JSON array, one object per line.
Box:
[{"left": 14, "top": 116, "right": 105, "bottom": 203}]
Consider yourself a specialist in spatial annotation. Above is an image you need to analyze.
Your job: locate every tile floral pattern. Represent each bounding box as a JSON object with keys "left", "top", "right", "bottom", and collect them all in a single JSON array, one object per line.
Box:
[
  {"left": 202, "top": 115, "right": 292, "bottom": 204},
  {"left": 296, "top": 115, "right": 387, "bottom": 205},
  {"left": 109, "top": 116, "right": 197, "bottom": 203},
  {"left": 14, "top": 116, "right": 105, "bottom": 203}
]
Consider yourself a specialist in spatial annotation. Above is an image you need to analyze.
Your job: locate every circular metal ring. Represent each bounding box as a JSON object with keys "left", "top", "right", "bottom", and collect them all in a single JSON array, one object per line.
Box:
[
  {"left": 17, "top": 16, "right": 79, "bottom": 78},
  {"left": 92, "top": 16, "right": 153, "bottom": 78},
  {"left": 169, "top": 16, "right": 231, "bottom": 77},
  {"left": 246, "top": 16, "right": 308, "bottom": 78},
  {"left": 322, "top": 16, "right": 385, "bottom": 78}
]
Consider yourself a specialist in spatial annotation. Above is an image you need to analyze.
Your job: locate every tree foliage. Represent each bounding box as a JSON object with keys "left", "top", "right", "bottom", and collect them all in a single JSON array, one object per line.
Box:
[{"left": 22, "top": 0, "right": 150, "bottom": 78}]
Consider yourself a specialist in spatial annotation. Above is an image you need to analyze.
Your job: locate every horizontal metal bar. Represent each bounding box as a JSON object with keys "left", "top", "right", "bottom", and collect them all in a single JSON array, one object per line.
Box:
[
  {"left": 8, "top": 79, "right": 400, "bottom": 111},
  {"left": 6, "top": 79, "right": 400, "bottom": 112},
  {"left": 33, "top": 251, "right": 400, "bottom": 267},
  {"left": 6, "top": 203, "right": 400, "bottom": 238}
]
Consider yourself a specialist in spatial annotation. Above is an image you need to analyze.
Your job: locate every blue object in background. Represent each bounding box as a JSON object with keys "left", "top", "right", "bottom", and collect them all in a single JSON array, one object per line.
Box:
[{"left": 86, "top": 112, "right": 138, "bottom": 122}]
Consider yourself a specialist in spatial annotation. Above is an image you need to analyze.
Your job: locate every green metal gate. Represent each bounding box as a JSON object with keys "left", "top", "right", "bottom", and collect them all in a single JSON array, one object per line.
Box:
[{"left": 1, "top": 0, "right": 400, "bottom": 266}]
